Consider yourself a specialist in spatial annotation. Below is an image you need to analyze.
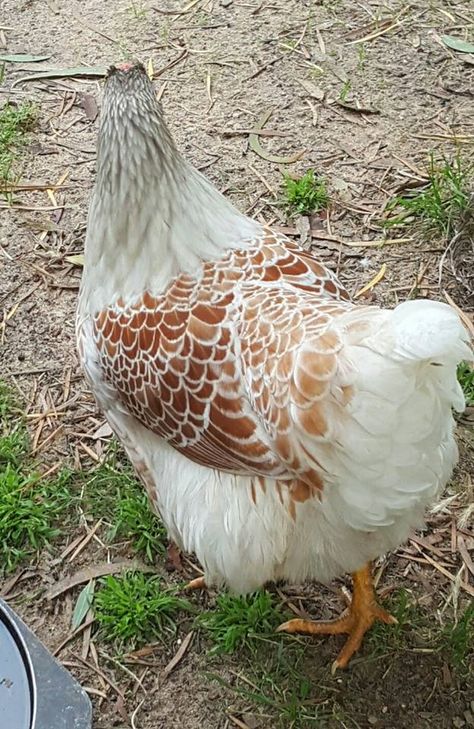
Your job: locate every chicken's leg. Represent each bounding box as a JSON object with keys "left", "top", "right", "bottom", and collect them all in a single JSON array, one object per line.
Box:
[
  {"left": 183, "top": 576, "right": 207, "bottom": 591},
  {"left": 277, "top": 563, "right": 396, "bottom": 671}
]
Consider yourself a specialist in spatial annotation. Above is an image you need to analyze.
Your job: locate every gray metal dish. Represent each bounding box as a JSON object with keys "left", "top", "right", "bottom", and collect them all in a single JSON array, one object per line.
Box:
[{"left": 0, "top": 598, "right": 92, "bottom": 729}]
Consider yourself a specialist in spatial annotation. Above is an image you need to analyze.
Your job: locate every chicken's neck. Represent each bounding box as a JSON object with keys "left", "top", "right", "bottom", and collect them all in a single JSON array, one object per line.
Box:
[{"left": 79, "top": 107, "right": 261, "bottom": 315}]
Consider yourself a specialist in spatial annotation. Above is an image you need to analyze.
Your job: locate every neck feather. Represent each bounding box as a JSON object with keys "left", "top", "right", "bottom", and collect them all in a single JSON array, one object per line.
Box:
[{"left": 80, "top": 76, "right": 260, "bottom": 314}]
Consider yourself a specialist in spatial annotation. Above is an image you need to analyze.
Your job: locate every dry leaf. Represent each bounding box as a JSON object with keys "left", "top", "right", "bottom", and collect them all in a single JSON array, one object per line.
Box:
[
  {"left": 0, "top": 53, "right": 52, "bottom": 62},
  {"left": 13, "top": 65, "right": 106, "bottom": 87},
  {"left": 297, "top": 79, "right": 325, "bottom": 101},
  {"left": 249, "top": 111, "right": 305, "bottom": 164},
  {"left": 65, "top": 254, "right": 84, "bottom": 267},
  {"left": 80, "top": 93, "right": 98, "bottom": 121},
  {"left": 441, "top": 35, "right": 474, "bottom": 54},
  {"left": 354, "top": 263, "right": 387, "bottom": 298},
  {"left": 47, "top": 560, "right": 158, "bottom": 600}
]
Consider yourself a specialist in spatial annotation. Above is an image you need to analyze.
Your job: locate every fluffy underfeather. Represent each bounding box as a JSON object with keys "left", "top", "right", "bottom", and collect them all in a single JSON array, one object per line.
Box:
[{"left": 77, "top": 64, "right": 472, "bottom": 596}]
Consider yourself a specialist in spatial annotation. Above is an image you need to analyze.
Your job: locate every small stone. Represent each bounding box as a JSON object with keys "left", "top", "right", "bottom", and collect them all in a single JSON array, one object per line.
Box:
[
  {"left": 242, "top": 714, "right": 261, "bottom": 729},
  {"left": 221, "top": 0, "right": 233, "bottom": 6},
  {"left": 464, "top": 710, "right": 474, "bottom": 727}
]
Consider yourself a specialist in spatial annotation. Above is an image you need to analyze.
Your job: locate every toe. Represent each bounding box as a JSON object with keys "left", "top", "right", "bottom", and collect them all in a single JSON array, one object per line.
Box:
[
  {"left": 277, "top": 616, "right": 352, "bottom": 636},
  {"left": 374, "top": 606, "right": 398, "bottom": 625},
  {"left": 183, "top": 576, "right": 206, "bottom": 591}
]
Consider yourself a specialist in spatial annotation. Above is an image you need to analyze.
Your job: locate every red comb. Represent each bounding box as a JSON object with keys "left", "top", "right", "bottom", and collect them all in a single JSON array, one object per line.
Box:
[{"left": 115, "top": 61, "right": 135, "bottom": 73}]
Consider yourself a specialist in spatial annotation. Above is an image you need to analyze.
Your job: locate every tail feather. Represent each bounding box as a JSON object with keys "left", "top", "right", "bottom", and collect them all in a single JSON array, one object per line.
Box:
[{"left": 391, "top": 299, "right": 472, "bottom": 364}]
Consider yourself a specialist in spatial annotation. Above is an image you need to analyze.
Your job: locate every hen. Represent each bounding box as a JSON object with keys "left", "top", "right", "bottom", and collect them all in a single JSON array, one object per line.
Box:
[{"left": 76, "top": 62, "right": 471, "bottom": 670}]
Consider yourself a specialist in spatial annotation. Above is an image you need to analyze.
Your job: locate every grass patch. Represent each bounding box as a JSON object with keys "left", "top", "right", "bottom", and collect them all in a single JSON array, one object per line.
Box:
[
  {"left": 0, "top": 381, "right": 76, "bottom": 573},
  {"left": 367, "top": 589, "right": 422, "bottom": 652},
  {"left": 458, "top": 362, "right": 474, "bottom": 406},
  {"left": 0, "top": 102, "right": 36, "bottom": 183},
  {"left": 94, "top": 572, "right": 192, "bottom": 649},
  {"left": 0, "top": 382, "right": 28, "bottom": 467},
  {"left": 384, "top": 151, "right": 472, "bottom": 237},
  {"left": 199, "top": 590, "right": 287, "bottom": 654},
  {"left": 84, "top": 444, "right": 166, "bottom": 562},
  {"left": 441, "top": 604, "right": 474, "bottom": 672},
  {"left": 281, "top": 169, "right": 329, "bottom": 217},
  {"left": 208, "top": 640, "right": 328, "bottom": 727}
]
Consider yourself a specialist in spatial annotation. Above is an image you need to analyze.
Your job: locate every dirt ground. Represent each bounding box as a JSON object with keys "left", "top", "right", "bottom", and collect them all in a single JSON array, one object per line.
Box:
[{"left": 1, "top": 0, "right": 473, "bottom": 727}]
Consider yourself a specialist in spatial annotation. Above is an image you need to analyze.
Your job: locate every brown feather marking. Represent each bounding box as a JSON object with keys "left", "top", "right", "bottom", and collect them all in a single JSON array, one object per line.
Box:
[
  {"left": 250, "top": 480, "right": 257, "bottom": 505},
  {"left": 290, "top": 480, "right": 312, "bottom": 502},
  {"left": 90, "top": 238, "right": 353, "bottom": 496},
  {"left": 297, "top": 405, "right": 327, "bottom": 437}
]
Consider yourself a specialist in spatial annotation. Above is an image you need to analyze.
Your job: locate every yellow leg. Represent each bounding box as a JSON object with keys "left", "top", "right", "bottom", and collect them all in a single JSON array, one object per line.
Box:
[
  {"left": 277, "top": 563, "right": 396, "bottom": 672},
  {"left": 183, "top": 576, "right": 207, "bottom": 592}
]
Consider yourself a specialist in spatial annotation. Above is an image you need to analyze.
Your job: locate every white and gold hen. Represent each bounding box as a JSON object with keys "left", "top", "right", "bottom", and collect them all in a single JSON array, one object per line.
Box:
[{"left": 76, "top": 62, "right": 471, "bottom": 669}]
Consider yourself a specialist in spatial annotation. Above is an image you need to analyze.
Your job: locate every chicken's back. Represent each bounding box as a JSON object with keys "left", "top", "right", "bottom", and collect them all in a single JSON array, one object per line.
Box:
[{"left": 78, "top": 266, "right": 471, "bottom": 591}]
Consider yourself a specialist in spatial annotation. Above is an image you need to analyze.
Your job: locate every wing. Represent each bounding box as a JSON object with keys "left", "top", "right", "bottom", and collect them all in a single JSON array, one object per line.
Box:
[{"left": 91, "top": 234, "right": 353, "bottom": 500}]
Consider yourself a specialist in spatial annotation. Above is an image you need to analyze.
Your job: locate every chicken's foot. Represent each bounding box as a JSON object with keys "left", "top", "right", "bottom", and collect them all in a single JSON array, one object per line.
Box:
[
  {"left": 277, "top": 563, "right": 396, "bottom": 672},
  {"left": 183, "top": 576, "right": 207, "bottom": 591}
]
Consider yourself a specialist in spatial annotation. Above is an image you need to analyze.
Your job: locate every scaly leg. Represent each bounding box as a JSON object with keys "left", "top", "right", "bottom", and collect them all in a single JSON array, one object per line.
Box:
[
  {"left": 183, "top": 576, "right": 207, "bottom": 591},
  {"left": 277, "top": 563, "right": 396, "bottom": 672}
]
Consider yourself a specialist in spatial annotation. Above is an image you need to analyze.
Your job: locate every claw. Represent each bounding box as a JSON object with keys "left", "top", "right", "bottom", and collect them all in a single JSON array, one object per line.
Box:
[
  {"left": 277, "top": 564, "right": 397, "bottom": 670},
  {"left": 183, "top": 576, "right": 206, "bottom": 592}
]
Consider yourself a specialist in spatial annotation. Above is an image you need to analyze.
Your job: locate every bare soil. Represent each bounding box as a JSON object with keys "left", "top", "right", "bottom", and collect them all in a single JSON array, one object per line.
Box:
[{"left": 1, "top": 1, "right": 473, "bottom": 727}]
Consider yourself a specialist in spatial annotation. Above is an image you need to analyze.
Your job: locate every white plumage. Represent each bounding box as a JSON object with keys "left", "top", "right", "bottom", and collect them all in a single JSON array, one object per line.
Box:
[{"left": 77, "top": 62, "right": 471, "bottom": 668}]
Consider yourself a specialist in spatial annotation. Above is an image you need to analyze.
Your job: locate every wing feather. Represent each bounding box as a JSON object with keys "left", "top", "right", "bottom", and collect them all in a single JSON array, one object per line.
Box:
[{"left": 92, "top": 233, "right": 352, "bottom": 497}]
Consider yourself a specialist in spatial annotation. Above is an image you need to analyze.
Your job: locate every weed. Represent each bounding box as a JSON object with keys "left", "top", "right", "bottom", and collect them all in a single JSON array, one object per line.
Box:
[
  {"left": 0, "top": 102, "right": 36, "bottom": 183},
  {"left": 281, "top": 169, "right": 328, "bottom": 217},
  {"left": 357, "top": 43, "right": 367, "bottom": 71},
  {"left": 280, "top": 38, "right": 299, "bottom": 52},
  {"left": 441, "top": 604, "right": 474, "bottom": 671},
  {"left": 384, "top": 151, "right": 472, "bottom": 237},
  {"left": 308, "top": 66, "right": 324, "bottom": 79},
  {"left": 94, "top": 572, "right": 192, "bottom": 648},
  {"left": 208, "top": 641, "right": 326, "bottom": 727},
  {"left": 0, "top": 383, "right": 28, "bottom": 467},
  {"left": 0, "top": 381, "right": 76, "bottom": 572},
  {"left": 110, "top": 489, "right": 166, "bottom": 562},
  {"left": 160, "top": 22, "right": 171, "bottom": 44},
  {"left": 339, "top": 78, "right": 352, "bottom": 102},
  {"left": 198, "top": 590, "right": 287, "bottom": 654},
  {"left": 84, "top": 444, "right": 166, "bottom": 561},
  {"left": 458, "top": 362, "right": 474, "bottom": 406},
  {"left": 367, "top": 589, "right": 421, "bottom": 652},
  {"left": 126, "top": 0, "right": 147, "bottom": 18}
]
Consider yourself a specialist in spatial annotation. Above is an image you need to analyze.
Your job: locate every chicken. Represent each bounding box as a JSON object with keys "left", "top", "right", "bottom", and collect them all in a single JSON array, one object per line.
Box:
[{"left": 76, "top": 62, "right": 471, "bottom": 670}]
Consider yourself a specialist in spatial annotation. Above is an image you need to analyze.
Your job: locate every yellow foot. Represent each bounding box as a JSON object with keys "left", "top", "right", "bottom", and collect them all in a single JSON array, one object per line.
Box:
[
  {"left": 183, "top": 576, "right": 207, "bottom": 592},
  {"left": 276, "top": 564, "right": 397, "bottom": 671}
]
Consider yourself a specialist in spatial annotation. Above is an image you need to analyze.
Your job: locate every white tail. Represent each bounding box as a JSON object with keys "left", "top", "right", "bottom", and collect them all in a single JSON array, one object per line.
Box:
[{"left": 392, "top": 299, "right": 472, "bottom": 364}]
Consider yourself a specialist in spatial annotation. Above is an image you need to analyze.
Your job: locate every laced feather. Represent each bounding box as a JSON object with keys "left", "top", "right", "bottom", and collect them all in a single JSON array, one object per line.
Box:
[{"left": 77, "top": 64, "right": 472, "bottom": 592}]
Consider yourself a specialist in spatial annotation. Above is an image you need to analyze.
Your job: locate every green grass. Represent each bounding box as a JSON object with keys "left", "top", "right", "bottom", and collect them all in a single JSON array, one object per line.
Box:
[
  {"left": 198, "top": 590, "right": 287, "bottom": 654},
  {"left": 366, "top": 589, "right": 423, "bottom": 653},
  {"left": 0, "top": 102, "right": 36, "bottom": 183},
  {"left": 281, "top": 169, "right": 329, "bottom": 217},
  {"left": 207, "top": 640, "right": 329, "bottom": 727},
  {"left": 84, "top": 444, "right": 166, "bottom": 562},
  {"left": 441, "top": 604, "right": 474, "bottom": 671},
  {"left": 384, "top": 151, "right": 472, "bottom": 237},
  {"left": 458, "top": 362, "right": 474, "bottom": 406},
  {"left": 0, "top": 383, "right": 28, "bottom": 467},
  {"left": 126, "top": 0, "right": 147, "bottom": 18},
  {"left": 0, "top": 381, "right": 76, "bottom": 572},
  {"left": 339, "top": 78, "right": 352, "bottom": 102},
  {"left": 366, "top": 590, "right": 473, "bottom": 674},
  {"left": 94, "top": 572, "right": 193, "bottom": 649}
]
